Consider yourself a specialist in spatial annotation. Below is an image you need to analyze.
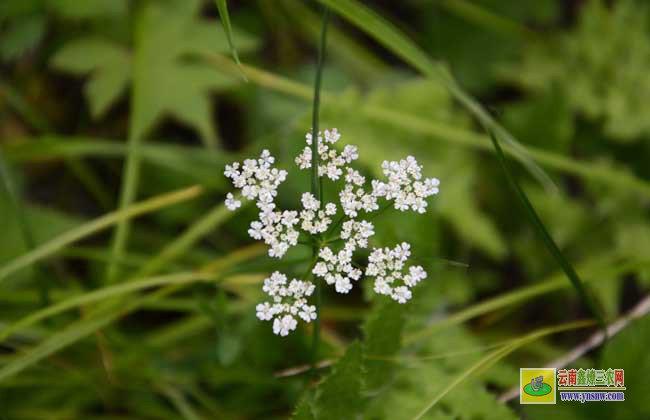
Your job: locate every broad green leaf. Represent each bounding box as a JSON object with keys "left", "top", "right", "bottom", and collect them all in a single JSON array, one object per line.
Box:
[
  {"left": 50, "top": 37, "right": 130, "bottom": 118},
  {"left": 51, "top": 0, "right": 257, "bottom": 140},
  {"left": 312, "top": 342, "right": 363, "bottom": 420},
  {"left": 362, "top": 300, "right": 407, "bottom": 392}
]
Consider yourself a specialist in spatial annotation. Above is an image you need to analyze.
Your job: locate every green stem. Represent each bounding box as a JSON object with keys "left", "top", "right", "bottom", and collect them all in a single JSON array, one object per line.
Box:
[{"left": 310, "top": 6, "right": 331, "bottom": 372}]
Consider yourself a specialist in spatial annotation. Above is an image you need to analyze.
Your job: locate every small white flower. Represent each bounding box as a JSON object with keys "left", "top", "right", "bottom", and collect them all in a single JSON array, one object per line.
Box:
[
  {"left": 313, "top": 246, "right": 361, "bottom": 294},
  {"left": 391, "top": 286, "right": 412, "bottom": 304},
  {"left": 225, "top": 193, "right": 241, "bottom": 211},
  {"left": 299, "top": 304, "right": 317, "bottom": 322},
  {"left": 373, "top": 156, "right": 439, "bottom": 213},
  {"left": 256, "top": 302, "right": 275, "bottom": 321},
  {"left": 366, "top": 242, "right": 426, "bottom": 304},
  {"left": 295, "top": 128, "right": 358, "bottom": 180},
  {"left": 257, "top": 271, "right": 317, "bottom": 336},
  {"left": 299, "top": 193, "right": 336, "bottom": 235},
  {"left": 341, "top": 220, "right": 375, "bottom": 250},
  {"left": 273, "top": 315, "right": 298, "bottom": 336},
  {"left": 313, "top": 261, "right": 328, "bottom": 277}
]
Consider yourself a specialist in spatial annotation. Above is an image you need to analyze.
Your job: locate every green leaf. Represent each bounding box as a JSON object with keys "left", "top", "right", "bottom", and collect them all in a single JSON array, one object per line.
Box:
[
  {"left": 362, "top": 299, "right": 406, "bottom": 392},
  {"left": 51, "top": 0, "right": 257, "bottom": 139},
  {"left": 130, "top": 0, "right": 255, "bottom": 145},
  {"left": 50, "top": 37, "right": 131, "bottom": 118},
  {"left": 312, "top": 342, "right": 363, "bottom": 420}
]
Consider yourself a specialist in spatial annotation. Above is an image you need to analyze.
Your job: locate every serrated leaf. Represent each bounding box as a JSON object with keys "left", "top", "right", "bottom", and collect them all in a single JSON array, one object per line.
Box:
[
  {"left": 50, "top": 0, "right": 257, "bottom": 143},
  {"left": 363, "top": 300, "right": 406, "bottom": 392},
  {"left": 51, "top": 37, "right": 130, "bottom": 118},
  {"left": 312, "top": 342, "right": 363, "bottom": 420}
]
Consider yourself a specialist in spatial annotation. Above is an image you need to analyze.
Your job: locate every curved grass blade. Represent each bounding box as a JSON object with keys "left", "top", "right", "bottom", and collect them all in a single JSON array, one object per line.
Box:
[
  {"left": 215, "top": 0, "right": 247, "bottom": 82},
  {"left": 205, "top": 54, "right": 650, "bottom": 198},
  {"left": 133, "top": 196, "right": 245, "bottom": 278},
  {"left": 0, "top": 246, "right": 262, "bottom": 383},
  {"left": 412, "top": 320, "right": 595, "bottom": 419},
  {"left": 0, "top": 272, "right": 215, "bottom": 343},
  {"left": 0, "top": 186, "right": 203, "bottom": 283},
  {"left": 486, "top": 129, "right": 608, "bottom": 335},
  {"left": 316, "top": 0, "right": 555, "bottom": 190},
  {"left": 405, "top": 255, "right": 645, "bottom": 344}
]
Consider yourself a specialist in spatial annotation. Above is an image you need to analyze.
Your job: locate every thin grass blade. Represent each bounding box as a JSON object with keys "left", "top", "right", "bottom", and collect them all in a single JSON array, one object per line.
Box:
[{"left": 215, "top": 0, "right": 247, "bottom": 81}]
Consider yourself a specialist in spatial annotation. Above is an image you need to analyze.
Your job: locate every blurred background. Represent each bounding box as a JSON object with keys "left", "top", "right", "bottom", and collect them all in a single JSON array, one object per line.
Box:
[{"left": 1, "top": 0, "right": 649, "bottom": 419}]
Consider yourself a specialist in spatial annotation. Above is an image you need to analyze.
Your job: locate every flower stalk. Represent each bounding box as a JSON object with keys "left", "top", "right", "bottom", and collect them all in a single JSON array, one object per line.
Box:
[{"left": 310, "top": 6, "right": 331, "bottom": 370}]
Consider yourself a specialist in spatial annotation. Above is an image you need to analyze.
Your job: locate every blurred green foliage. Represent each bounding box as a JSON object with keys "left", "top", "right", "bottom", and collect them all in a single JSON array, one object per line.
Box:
[{"left": 1, "top": 0, "right": 649, "bottom": 419}]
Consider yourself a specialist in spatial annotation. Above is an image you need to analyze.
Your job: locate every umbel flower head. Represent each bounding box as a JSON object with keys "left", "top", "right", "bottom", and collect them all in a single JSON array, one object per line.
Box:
[{"left": 224, "top": 129, "right": 440, "bottom": 336}]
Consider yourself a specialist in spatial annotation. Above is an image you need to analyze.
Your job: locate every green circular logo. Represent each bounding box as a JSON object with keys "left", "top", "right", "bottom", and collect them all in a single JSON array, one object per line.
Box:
[{"left": 523, "top": 382, "right": 552, "bottom": 396}]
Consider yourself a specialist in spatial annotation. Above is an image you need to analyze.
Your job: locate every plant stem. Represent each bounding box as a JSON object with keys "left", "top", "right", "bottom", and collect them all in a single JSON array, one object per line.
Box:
[{"left": 310, "top": 5, "right": 331, "bottom": 372}]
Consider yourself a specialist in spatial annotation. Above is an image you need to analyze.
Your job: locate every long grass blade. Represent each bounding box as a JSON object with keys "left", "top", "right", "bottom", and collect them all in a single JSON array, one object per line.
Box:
[
  {"left": 0, "top": 246, "right": 262, "bottom": 382},
  {"left": 486, "top": 129, "right": 608, "bottom": 335},
  {"left": 405, "top": 256, "right": 646, "bottom": 344},
  {"left": 205, "top": 54, "right": 650, "bottom": 198},
  {"left": 0, "top": 272, "right": 214, "bottom": 343},
  {"left": 0, "top": 186, "right": 204, "bottom": 283},
  {"left": 215, "top": 0, "right": 247, "bottom": 81},
  {"left": 0, "top": 148, "right": 51, "bottom": 304},
  {"left": 316, "top": 0, "right": 554, "bottom": 190},
  {"left": 412, "top": 320, "right": 595, "bottom": 419}
]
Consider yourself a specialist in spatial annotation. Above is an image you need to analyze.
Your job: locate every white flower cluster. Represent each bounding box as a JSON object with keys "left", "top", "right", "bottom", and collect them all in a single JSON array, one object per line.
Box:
[
  {"left": 224, "top": 149, "right": 288, "bottom": 212},
  {"left": 224, "top": 129, "right": 440, "bottom": 336},
  {"left": 313, "top": 247, "right": 362, "bottom": 294},
  {"left": 300, "top": 192, "right": 337, "bottom": 234},
  {"left": 256, "top": 271, "right": 317, "bottom": 336},
  {"left": 339, "top": 168, "right": 379, "bottom": 218},
  {"left": 295, "top": 128, "right": 359, "bottom": 180},
  {"left": 248, "top": 210, "right": 299, "bottom": 258},
  {"left": 366, "top": 242, "right": 427, "bottom": 303},
  {"left": 372, "top": 156, "right": 440, "bottom": 213}
]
